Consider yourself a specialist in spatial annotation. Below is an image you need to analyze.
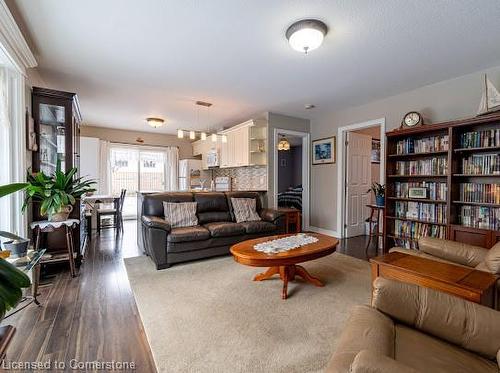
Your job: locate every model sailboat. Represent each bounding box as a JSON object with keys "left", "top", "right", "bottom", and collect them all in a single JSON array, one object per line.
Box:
[{"left": 477, "top": 74, "right": 500, "bottom": 116}]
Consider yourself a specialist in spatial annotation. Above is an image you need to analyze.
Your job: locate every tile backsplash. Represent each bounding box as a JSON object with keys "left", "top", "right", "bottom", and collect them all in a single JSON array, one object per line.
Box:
[{"left": 202, "top": 166, "right": 267, "bottom": 191}]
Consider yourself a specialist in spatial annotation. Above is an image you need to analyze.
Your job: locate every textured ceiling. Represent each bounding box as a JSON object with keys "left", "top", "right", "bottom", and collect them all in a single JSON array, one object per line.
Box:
[{"left": 8, "top": 0, "right": 500, "bottom": 134}]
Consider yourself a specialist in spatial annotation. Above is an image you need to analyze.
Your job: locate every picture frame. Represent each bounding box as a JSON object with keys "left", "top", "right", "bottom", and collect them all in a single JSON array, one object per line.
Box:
[
  {"left": 371, "top": 139, "right": 380, "bottom": 164},
  {"left": 312, "top": 136, "right": 335, "bottom": 165}
]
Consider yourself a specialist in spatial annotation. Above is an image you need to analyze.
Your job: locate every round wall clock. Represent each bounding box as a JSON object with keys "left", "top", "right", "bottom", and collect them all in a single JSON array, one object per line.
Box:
[{"left": 401, "top": 111, "right": 423, "bottom": 128}]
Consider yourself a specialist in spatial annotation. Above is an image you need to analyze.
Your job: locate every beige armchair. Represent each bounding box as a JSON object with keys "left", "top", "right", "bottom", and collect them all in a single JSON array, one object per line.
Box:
[
  {"left": 326, "top": 277, "right": 500, "bottom": 373},
  {"left": 390, "top": 237, "right": 500, "bottom": 308}
]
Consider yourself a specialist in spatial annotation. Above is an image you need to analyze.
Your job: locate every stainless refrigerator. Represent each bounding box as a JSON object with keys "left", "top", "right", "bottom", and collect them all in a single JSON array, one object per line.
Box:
[{"left": 178, "top": 159, "right": 203, "bottom": 191}]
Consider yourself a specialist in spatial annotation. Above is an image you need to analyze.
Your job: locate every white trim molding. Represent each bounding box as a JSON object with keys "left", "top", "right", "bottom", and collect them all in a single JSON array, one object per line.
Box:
[
  {"left": 0, "top": 1, "right": 36, "bottom": 75},
  {"left": 308, "top": 226, "right": 340, "bottom": 238},
  {"left": 337, "top": 117, "right": 386, "bottom": 238}
]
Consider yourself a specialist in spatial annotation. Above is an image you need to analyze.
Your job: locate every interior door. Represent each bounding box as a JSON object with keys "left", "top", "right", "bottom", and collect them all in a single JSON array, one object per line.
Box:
[{"left": 345, "top": 132, "right": 371, "bottom": 237}]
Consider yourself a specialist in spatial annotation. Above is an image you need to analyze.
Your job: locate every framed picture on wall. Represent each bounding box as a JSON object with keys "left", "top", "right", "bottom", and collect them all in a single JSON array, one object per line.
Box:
[
  {"left": 312, "top": 136, "right": 335, "bottom": 165},
  {"left": 371, "top": 139, "right": 381, "bottom": 164}
]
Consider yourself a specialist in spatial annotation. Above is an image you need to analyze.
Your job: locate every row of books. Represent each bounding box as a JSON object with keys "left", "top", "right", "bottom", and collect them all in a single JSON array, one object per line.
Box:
[
  {"left": 459, "top": 183, "right": 500, "bottom": 204},
  {"left": 460, "top": 206, "right": 500, "bottom": 230},
  {"left": 393, "top": 219, "right": 447, "bottom": 244},
  {"left": 395, "top": 158, "right": 448, "bottom": 175},
  {"left": 394, "top": 181, "right": 447, "bottom": 200},
  {"left": 460, "top": 129, "right": 500, "bottom": 149},
  {"left": 395, "top": 202, "right": 447, "bottom": 224},
  {"left": 461, "top": 154, "right": 500, "bottom": 175},
  {"left": 396, "top": 135, "right": 449, "bottom": 155}
]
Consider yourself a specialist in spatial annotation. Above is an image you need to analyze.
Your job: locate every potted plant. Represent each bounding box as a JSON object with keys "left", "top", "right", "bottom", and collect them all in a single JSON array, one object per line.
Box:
[
  {"left": 0, "top": 183, "right": 31, "bottom": 320},
  {"left": 367, "top": 182, "right": 385, "bottom": 207},
  {"left": 23, "top": 162, "right": 96, "bottom": 222}
]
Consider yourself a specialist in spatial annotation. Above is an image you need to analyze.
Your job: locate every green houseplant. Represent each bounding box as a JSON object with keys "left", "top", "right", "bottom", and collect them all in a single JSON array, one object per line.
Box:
[
  {"left": 23, "top": 162, "right": 96, "bottom": 222},
  {"left": 367, "top": 182, "right": 386, "bottom": 207},
  {"left": 0, "top": 182, "right": 31, "bottom": 320}
]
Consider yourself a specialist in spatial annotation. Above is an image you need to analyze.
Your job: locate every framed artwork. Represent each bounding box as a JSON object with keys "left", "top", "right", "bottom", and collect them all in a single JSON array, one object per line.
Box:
[
  {"left": 312, "top": 136, "right": 335, "bottom": 165},
  {"left": 371, "top": 139, "right": 380, "bottom": 164}
]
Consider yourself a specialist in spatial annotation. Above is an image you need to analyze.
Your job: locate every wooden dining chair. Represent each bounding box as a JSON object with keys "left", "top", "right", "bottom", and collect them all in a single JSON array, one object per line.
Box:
[{"left": 97, "top": 189, "right": 126, "bottom": 233}]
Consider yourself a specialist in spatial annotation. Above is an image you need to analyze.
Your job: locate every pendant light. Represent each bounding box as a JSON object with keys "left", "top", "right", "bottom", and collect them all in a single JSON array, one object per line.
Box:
[
  {"left": 189, "top": 130, "right": 196, "bottom": 140},
  {"left": 177, "top": 129, "right": 184, "bottom": 139},
  {"left": 278, "top": 135, "right": 291, "bottom": 151}
]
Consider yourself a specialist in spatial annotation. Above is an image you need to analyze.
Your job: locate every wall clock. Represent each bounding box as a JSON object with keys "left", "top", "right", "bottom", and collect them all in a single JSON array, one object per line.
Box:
[{"left": 401, "top": 111, "right": 423, "bottom": 128}]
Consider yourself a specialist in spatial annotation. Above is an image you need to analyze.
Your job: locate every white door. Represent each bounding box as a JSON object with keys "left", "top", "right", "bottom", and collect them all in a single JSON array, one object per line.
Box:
[{"left": 345, "top": 132, "right": 371, "bottom": 237}]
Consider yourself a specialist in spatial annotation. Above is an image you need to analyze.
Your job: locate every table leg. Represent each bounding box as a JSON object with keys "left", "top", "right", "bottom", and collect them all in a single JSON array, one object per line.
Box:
[
  {"left": 280, "top": 266, "right": 289, "bottom": 300},
  {"left": 365, "top": 208, "right": 375, "bottom": 252},
  {"left": 32, "top": 263, "right": 41, "bottom": 306},
  {"left": 253, "top": 266, "right": 279, "bottom": 281},
  {"left": 375, "top": 209, "right": 381, "bottom": 253},
  {"left": 65, "top": 226, "right": 76, "bottom": 278}
]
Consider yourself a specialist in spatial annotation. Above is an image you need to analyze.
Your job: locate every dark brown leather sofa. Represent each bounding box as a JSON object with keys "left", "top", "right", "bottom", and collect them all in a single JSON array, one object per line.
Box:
[{"left": 140, "top": 191, "right": 285, "bottom": 269}]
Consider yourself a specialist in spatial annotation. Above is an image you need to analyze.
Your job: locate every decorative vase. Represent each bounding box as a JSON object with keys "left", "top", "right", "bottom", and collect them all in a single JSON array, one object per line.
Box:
[
  {"left": 376, "top": 195, "right": 385, "bottom": 207},
  {"left": 48, "top": 205, "right": 73, "bottom": 222}
]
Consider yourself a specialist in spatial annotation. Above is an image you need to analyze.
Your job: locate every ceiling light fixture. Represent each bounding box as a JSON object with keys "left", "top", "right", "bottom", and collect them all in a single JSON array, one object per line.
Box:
[
  {"left": 286, "top": 19, "right": 328, "bottom": 54},
  {"left": 278, "top": 135, "right": 291, "bottom": 151},
  {"left": 189, "top": 130, "right": 196, "bottom": 140},
  {"left": 305, "top": 104, "right": 316, "bottom": 110},
  {"left": 146, "top": 117, "right": 165, "bottom": 128},
  {"left": 177, "top": 129, "right": 184, "bottom": 139}
]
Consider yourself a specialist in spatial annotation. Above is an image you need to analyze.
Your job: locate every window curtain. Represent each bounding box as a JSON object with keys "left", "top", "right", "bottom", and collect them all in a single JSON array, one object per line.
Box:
[
  {"left": 98, "top": 140, "right": 111, "bottom": 194},
  {"left": 163, "top": 147, "right": 179, "bottom": 191},
  {"left": 0, "top": 67, "right": 11, "bottom": 232}
]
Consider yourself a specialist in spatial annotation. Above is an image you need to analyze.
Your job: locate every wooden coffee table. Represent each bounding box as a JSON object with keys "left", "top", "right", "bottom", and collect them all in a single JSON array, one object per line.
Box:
[
  {"left": 370, "top": 251, "right": 497, "bottom": 306},
  {"left": 230, "top": 233, "right": 339, "bottom": 299}
]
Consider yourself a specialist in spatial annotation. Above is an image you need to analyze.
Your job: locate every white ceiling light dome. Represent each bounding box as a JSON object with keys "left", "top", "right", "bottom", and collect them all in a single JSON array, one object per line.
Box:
[
  {"left": 286, "top": 19, "right": 328, "bottom": 54},
  {"left": 146, "top": 117, "right": 165, "bottom": 128}
]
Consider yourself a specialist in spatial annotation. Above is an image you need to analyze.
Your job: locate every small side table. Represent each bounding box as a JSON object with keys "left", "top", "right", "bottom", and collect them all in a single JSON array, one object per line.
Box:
[
  {"left": 365, "top": 204, "right": 384, "bottom": 253},
  {"left": 278, "top": 208, "right": 302, "bottom": 233},
  {"left": 31, "top": 219, "right": 79, "bottom": 278}
]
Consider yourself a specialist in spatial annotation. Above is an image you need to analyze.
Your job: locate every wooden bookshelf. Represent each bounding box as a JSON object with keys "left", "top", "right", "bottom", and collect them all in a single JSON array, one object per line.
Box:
[{"left": 384, "top": 112, "right": 500, "bottom": 251}]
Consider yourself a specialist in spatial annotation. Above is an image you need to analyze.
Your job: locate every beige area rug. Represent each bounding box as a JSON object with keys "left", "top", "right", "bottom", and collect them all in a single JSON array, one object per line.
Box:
[{"left": 124, "top": 252, "right": 371, "bottom": 373}]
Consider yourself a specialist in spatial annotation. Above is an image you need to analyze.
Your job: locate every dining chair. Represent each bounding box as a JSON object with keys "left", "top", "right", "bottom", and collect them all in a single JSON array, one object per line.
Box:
[{"left": 97, "top": 189, "right": 126, "bottom": 233}]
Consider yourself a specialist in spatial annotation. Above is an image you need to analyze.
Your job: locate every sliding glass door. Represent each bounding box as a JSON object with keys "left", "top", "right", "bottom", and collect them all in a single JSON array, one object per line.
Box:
[{"left": 110, "top": 145, "right": 173, "bottom": 219}]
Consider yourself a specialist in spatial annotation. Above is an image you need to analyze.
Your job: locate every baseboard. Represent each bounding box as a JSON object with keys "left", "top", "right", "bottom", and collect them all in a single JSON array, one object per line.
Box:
[{"left": 308, "top": 226, "right": 340, "bottom": 238}]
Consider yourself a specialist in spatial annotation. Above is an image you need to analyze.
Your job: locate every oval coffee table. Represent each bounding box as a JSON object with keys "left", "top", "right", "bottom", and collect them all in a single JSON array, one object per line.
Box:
[{"left": 230, "top": 233, "right": 339, "bottom": 299}]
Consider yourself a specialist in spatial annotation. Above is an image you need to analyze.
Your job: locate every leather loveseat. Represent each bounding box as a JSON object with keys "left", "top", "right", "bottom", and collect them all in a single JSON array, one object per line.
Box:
[
  {"left": 140, "top": 191, "right": 285, "bottom": 269},
  {"left": 326, "top": 277, "right": 500, "bottom": 373},
  {"left": 390, "top": 237, "right": 500, "bottom": 309}
]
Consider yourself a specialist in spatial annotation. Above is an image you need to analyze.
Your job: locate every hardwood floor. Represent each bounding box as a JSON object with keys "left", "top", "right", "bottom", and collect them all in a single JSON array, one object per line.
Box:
[
  {"left": 3, "top": 224, "right": 377, "bottom": 371},
  {"left": 4, "top": 220, "right": 156, "bottom": 372}
]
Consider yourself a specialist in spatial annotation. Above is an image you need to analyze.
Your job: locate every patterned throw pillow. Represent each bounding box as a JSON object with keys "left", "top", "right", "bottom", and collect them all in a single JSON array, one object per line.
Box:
[
  {"left": 231, "top": 198, "right": 261, "bottom": 223},
  {"left": 163, "top": 202, "right": 198, "bottom": 228}
]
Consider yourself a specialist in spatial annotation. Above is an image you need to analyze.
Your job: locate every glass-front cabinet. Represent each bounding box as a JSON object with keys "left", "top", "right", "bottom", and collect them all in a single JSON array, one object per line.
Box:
[{"left": 32, "top": 87, "right": 84, "bottom": 261}]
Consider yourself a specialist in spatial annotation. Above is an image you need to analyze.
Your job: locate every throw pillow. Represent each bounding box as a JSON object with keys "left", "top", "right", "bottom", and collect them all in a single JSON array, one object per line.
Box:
[
  {"left": 231, "top": 198, "right": 261, "bottom": 223},
  {"left": 163, "top": 202, "right": 198, "bottom": 228},
  {"left": 484, "top": 241, "right": 500, "bottom": 274}
]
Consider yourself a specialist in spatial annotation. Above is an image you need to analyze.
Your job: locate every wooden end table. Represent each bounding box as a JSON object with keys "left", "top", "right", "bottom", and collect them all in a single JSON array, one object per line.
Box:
[
  {"left": 230, "top": 233, "right": 339, "bottom": 299},
  {"left": 370, "top": 251, "right": 497, "bottom": 306},
  {"left": 278, "top": 208, "right": 302, "bottom": 233}
]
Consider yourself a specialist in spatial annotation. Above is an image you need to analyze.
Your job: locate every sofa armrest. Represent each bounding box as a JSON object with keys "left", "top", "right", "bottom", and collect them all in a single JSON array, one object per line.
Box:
[
  {"left": 142, "top": 215, "right": 171, "bottom": 232},
  {"left": 260, "top": 208, "right": 285, "bottom": 223},
  {"left": 372, "top": 277, "right": 500, "bottom": 360},
  {"left": 350, "top": 350, "right": 419, "bottom": 373},
  {"left": 418, "top": 236, "right": 488, "bottom": 267},
  {"left": 325, "top": 305, "right": 394, "bottom": 373}
]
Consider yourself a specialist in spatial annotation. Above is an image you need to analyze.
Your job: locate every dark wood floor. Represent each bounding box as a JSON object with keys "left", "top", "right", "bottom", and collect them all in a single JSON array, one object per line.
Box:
[
  {"left": 4, "top": 220, "right": 157, "bottom": 372},
  {"left": 3, "top": 223, "right": 378, "bottom": 372}
]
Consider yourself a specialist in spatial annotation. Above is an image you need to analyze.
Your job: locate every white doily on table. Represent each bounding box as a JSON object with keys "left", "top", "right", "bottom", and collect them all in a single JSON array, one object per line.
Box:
[
  {"left": 254, "top": 234, "right": 319, "bottom": 254},
  {"left": 30, "top": 219, "right": 80, "bottom": 230}
]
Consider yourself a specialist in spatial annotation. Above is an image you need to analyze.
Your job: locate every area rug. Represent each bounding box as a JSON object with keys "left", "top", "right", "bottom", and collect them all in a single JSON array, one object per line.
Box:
[{"left": 124, "top": 252, "right": 371, "bottom": 373}]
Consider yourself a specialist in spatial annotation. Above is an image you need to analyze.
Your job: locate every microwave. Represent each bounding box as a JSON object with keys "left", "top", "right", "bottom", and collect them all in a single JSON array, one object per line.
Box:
[{"left": 206, "top": 149, "right": 219, "bottom": 167}]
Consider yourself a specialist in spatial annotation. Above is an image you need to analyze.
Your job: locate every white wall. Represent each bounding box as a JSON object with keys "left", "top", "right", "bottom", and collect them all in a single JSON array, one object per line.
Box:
[{"left": 310, "top": 64, "right": 500, "bottom": 233}]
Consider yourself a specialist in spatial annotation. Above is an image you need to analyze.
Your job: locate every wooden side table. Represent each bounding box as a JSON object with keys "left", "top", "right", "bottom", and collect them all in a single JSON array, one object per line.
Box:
[
  {"left": 31, "top": 219, "right": 79, "bottom": 278},
  {"left": 277, "top": 208, "right": 302, "bottom": 233},
  {"left": 365, "top": 204, "right": 384, "bottom": 253}
]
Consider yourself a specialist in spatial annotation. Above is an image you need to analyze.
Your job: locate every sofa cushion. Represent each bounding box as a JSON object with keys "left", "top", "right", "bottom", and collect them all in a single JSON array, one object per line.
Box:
[
  {"left": 394, "top": 324, "right": 498, "bottom": 373},
  {"left": 485, "top": 241, "right": 500, "bottom": 274},
  {"left": 163, "top": 201, "right": 198, "bottom": 228},
  {"left": 143, "top": 192, "right": 194, "bottom": 217},
  {"left": 204, "top": 222, "right": 245, "bottom": 238},
  {"left": 226, "top": 191, "right": 263, "bottom": 220},
  {"left": 167, "top": 226, "right": 210, "bottom": 243},
  {"left": 418, "top": 237, "right": 488, "bottom": 267},
  {"left": 239, "top": 221, "right": 276, "bottom": 234},
  {"left": 231, "top": 198, "right": 261, "bottom": 223},
  {"left": 194, "top": 193, "right": 231, "bottom": 224}
]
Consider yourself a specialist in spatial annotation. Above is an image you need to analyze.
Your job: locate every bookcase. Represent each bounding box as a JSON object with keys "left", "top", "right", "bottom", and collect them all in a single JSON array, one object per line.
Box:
[{"left": 385, "top": 113, "right": 500, "bottom": 251}]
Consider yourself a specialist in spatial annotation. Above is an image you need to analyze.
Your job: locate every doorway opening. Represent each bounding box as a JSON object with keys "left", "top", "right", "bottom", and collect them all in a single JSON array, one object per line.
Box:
[
  {"left": 337, "top": 118, "right": 385, "bottom": 256},
  {"left": 273, "top": 129, "right": 310, "bottom": 230}
]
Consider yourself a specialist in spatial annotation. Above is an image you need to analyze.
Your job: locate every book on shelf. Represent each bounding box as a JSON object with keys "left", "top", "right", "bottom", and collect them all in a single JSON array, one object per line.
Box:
[
  {"left": 393, "top": 219, "right": 447, "bottom": 249},
  {"left": 459, "top": 183, "right": 500, "bottom": 204},
  {"left": 395, "top": 157, "right": 448, "bottom": 175},
  {"left": 395, "top": 201, "right": 447, "bottom": 224},
  {"left": 460, "top": 129, "right": 500, "bottom": 148},
  {"left": 396, "top": 135, "right": 448, "bottom": 155},
  {"left": 461, "top": 154, "right": 500, "bottom": 175},
  {"left": 394, "top": 181, "right": 447, "bottom": 200},
  {"left": 460, "top": 205, "right": 500, "bottom": 230}
]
